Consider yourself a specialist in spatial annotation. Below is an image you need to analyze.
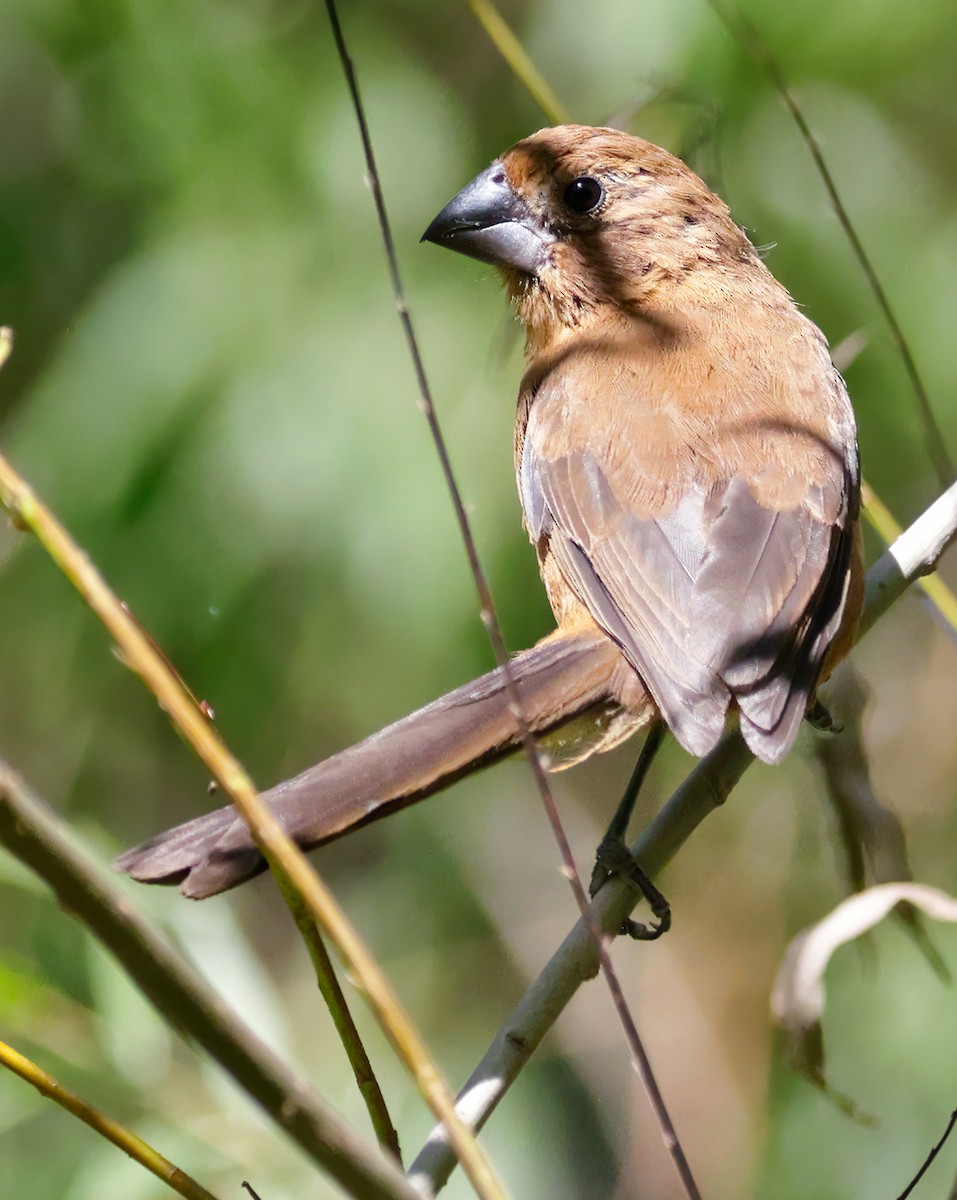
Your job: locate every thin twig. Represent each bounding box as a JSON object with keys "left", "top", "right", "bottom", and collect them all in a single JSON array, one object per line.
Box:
[
  {"left": 321, "top": 5, "right": 701, "bottom": 1196},
  {"left": 0, "top": 329, "right": 499, "bottom": 1200},
  {"left": 275, "top": 875, "right": 402, "bottom": 1161},
  {"left": 705, "top": 0, "right": 954, "bottom": 488},
  {"left": 467, "top": 0, "right": 570, "bottom": 125},
  {"left": 0, "top": 762, "right": 418, "bottom": 1200},
  {"left": 410, "top": 733, "right": 754, "bottom": 1197},
  {"left": 895, "top": 1108, "right": 957, "bottom": 1200},
  {"left": 0, "top": 1036, "right": 221, "bottom": 1200},
  {"left": 409, "top": 478, "right": 957, "bottom": 1195}
]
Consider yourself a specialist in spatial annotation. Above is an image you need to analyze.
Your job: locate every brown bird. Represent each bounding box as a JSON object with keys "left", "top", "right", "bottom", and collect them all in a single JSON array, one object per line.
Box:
[{"left": 117, "top": 125, "right": 862, "bottom": 898}]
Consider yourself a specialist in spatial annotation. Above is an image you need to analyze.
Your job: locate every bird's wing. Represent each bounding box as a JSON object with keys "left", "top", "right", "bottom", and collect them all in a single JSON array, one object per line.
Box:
[{"left": 520, "top": 377, "right": 858, "bottom": 763}]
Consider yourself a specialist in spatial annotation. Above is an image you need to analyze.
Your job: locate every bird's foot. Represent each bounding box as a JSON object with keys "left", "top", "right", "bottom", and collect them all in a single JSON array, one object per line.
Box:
[
  {"left": 589, "top": 836, "right": 671, "bottom": 941},
  {"left": 807, "top": 699, "right": 844, "bottom": 733}
]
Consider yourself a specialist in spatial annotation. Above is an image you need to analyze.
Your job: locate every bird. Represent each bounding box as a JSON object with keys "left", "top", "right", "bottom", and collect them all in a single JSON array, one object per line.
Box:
[{"left": 116, "top": 125, "right": 862, "bottom": 899}]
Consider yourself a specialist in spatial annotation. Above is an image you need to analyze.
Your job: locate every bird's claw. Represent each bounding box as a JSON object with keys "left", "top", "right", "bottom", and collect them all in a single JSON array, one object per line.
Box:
[
  {"left": 807, "top": 699, "right": 844, "bottom": 733},
  {"left": 589, "top": 836, "right": 671, "bottom": 941}
]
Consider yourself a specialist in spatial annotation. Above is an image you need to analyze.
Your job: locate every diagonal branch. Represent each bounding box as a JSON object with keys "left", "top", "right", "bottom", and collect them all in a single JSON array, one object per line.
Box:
[
  {"left": 861, "top": 481, "right": 957, "bottom": 645},
  {"left": 0, "top": 326, "right": 499, "bottom": 1200},
  {"left": 276, "top": 878, "right": 401, "bottom": 1160},
  {"left": 467, "top": 0, "right": 570, "bottom": 124},
  {"left": 0, "top": 761, "right": 418, "bottom": 1200},
  {"left": 0, "top": 1034, "right": 221, "bottom": 1200},
  {"left": 409, "top": 478, "right": 957, "bottom": 1196}
]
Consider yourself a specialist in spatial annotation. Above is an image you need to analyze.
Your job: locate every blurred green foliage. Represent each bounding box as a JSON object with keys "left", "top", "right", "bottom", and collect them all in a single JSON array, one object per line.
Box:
[{"left": 1, "top": 0, "right": 957, "bottom": 1197}]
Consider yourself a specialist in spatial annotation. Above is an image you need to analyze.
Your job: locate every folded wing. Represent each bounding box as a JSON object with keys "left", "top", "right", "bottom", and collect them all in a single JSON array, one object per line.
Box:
[{"left": 520, "top": 383, "right": 857, "bottom": 763}]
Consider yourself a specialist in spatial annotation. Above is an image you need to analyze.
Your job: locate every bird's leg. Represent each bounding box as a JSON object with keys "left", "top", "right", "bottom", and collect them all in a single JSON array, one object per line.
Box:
[
  {"left": 592, "top": 838, "right": 671, "bottom": 941},
  {"left": 589, "top": 721, "right": 671, "bottom": 940},
  {"left": 598, "top": 721, "right": 666, "bottom": 846}
]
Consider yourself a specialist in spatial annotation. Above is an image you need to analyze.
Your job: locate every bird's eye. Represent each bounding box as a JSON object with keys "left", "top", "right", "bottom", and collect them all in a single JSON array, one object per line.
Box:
[{"left": 562, "top": 176, "right": 604, "bottom": 215}]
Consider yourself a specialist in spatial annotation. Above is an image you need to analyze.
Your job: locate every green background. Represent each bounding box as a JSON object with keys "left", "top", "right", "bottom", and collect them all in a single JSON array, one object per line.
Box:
[{"left": 1, "top": 0, "right": 956, "bottom": 1196}]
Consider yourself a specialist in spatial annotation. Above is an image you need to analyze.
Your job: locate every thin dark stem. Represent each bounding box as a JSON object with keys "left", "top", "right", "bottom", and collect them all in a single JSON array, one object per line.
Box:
[
  {"left": 276, "top": 876, "right": 402, "bottom": 1161},
  {"left": 320, "top": 0, "right": 506, "bottom": 668},
  {"left": 706, "top": 0, "right": 954, "bottom": 488},
  {"left": 321, "top": 4, "right": 701, "bottom": 1197},
  {"left": 895, "top": 1108, "right": 957, "bottom": 1200},
  {"left": 601, "top": 970, "right": 701, "bottom": 1197}
]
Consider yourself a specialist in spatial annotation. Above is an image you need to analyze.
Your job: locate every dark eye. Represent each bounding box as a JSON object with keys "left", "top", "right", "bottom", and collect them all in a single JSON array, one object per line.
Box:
[{"left": 562, "top": 176, "right": 604, "bottom": 215}]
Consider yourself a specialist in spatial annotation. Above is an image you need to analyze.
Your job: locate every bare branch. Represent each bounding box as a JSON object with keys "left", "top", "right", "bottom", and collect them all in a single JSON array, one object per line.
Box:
[
  {"left": 0, "top": 761, "right": 418, "bottom": 1200},
  {"left": 467, "top": 0, "right": 570, "bottom": 124}
]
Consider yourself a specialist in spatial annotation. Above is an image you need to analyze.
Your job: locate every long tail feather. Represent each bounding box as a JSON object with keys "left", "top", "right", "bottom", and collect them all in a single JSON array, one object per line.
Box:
[{"left": 116, "top": 628, "right": 634, "bottom": 898}]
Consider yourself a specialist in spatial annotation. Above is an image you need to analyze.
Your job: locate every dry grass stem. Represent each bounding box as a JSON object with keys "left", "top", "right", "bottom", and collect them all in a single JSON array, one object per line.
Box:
[{"left": 0, "top": 1035, "right": 221, "bottom": 1200}]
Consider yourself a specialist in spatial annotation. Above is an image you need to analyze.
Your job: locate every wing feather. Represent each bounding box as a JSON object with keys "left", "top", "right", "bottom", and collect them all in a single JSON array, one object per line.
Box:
[{"left": 521, "top": 410, "right": 856, "bottom": 763}]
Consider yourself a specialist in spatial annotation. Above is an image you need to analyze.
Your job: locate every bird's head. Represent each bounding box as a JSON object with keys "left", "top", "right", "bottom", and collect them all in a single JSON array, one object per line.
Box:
[{"left": 423, "top": 124, "right": 756, "bottom": 338}]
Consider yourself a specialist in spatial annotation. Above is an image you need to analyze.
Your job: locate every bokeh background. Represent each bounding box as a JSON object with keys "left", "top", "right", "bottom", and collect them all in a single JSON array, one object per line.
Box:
[{"left": 1, "top": 0, "right": 957, "bottom": 1196}]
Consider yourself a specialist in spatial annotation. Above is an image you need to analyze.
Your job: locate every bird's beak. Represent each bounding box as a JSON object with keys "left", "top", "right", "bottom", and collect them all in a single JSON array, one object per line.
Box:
[{"left": 421, "top": 162, "right": 553, "bottom": 275}]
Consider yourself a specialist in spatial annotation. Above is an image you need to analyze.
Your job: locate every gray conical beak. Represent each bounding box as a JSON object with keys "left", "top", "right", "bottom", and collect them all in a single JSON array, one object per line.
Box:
[{"left": 421, "top": 162, "right": 553, "bottom": 275}]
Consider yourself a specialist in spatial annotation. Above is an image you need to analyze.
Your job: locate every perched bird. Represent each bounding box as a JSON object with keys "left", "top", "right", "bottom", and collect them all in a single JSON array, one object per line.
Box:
[{"left": 117, "top": 125, "right": 862, "bottom": 898}]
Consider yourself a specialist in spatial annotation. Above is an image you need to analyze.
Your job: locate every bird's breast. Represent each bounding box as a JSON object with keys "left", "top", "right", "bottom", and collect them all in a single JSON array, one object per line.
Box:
[{"left": 516, "top": 299, "right": 852, "bottom": 525}]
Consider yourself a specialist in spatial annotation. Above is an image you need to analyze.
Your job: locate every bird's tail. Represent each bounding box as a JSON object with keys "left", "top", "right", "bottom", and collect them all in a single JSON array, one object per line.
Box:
[{"left": 116, "top": 627, "right": 646, "bottom": 898}]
